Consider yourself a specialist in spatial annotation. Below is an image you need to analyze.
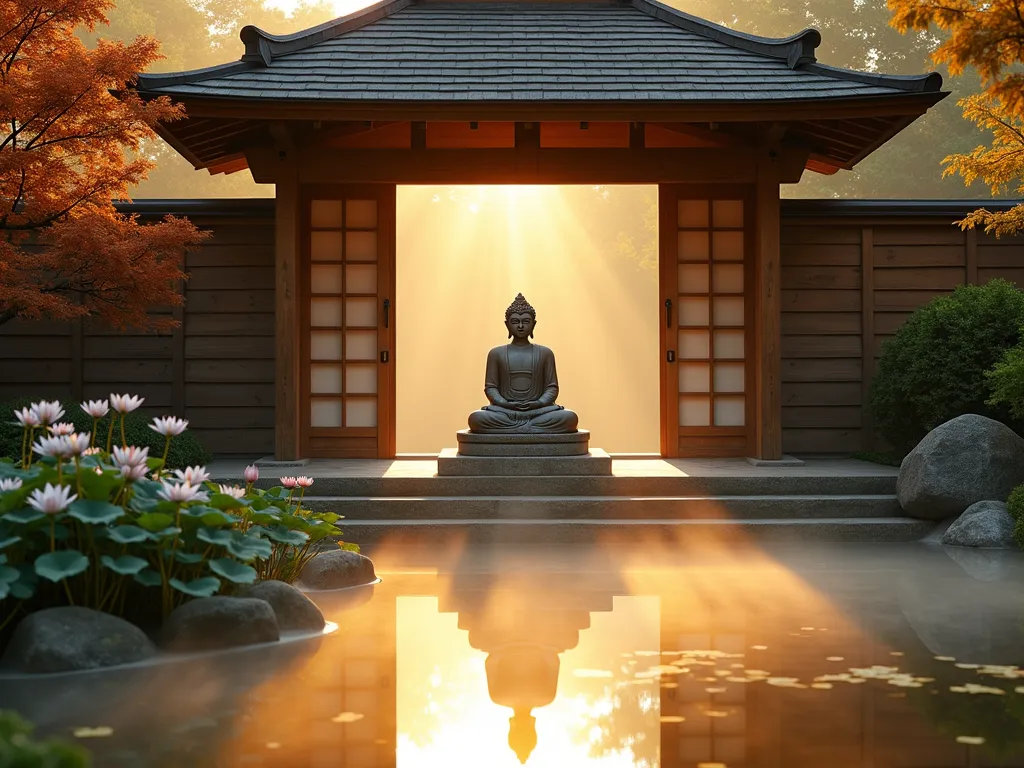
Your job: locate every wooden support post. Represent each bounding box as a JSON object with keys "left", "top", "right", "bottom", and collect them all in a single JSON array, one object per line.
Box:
[
  {"left": 629, "top": 121, "right": 646, "bottom": 149},
  {"left": 860, "top": 227, "right": 875, "bottom": 452},
  {"left": 754, "top": 153, "right": 782, "bottom": 460},
  {"left": 70, "top": 316, "right": 83, "bottom": 403},
  {"left": 411, "top": 120, "right": 426, "bottom": 149},
  {"left": 171, "top": 273, "right": 186, "bottom": 418},
  {"left": 966, "top": 227, "right": 978, "bottom": 285},
  {"left": 274, "top": 161, "right": 302, "bottom": 460}
]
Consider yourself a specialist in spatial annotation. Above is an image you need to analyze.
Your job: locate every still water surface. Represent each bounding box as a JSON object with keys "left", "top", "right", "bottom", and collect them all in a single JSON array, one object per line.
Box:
[{"left": 6, "top": 541, "right": 1024, "bottom": 767}]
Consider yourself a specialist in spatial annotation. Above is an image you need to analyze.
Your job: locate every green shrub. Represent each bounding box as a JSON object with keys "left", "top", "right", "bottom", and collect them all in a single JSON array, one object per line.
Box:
[
  {"left": 0, "top": 710, "right": 90, "bottom": 767},
  {"left": 868, "top": 279, "right": 1024, "bottom": 454},
  {"left": 0, "top": 396, "right": 211, "bottom": 470}
]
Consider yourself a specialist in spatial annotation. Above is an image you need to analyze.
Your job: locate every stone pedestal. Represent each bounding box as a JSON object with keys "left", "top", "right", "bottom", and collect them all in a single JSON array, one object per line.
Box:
[{"left": 438, "top": 430, "right": 612, "bottom": 476}]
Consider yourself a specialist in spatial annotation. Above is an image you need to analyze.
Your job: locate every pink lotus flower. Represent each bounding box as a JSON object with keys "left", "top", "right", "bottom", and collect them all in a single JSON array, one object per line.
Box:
[
  {"left": 109, "top": 394, "right": 144, "bottom": 415},
  {"left": 295, "top": 476, "right": 314, "bottom": 488},
  {"left": 158, "top": 480, "right": 209, "bottom": 504},
  {"left": 32, "top": 401, "right": 64, "bottom": 426},
  {"left": 50, "top": 422, "right": 75, "bottom": 437},
  {"left": 32, "top": 435, "right": 71, "bottom": 459},
  {"left": 80, "top": 399, "right": 109, "bottom": 419},
  {"left": 112, "top": 445, "right": 150, "bottom": 468},
  {"left": 119, "top": 463, "right": 148, "bottom": 482},
  {"left": 14, "top": 407, "right": 40, "bottom": 428},
  {"left": 217, "top": 484, "right": 246, "bottom": 499},
  {"left": 0, "top": 478, "right": 23, "bottom": 492},
  {"left": 173, "top": 466, "right": 210, "bottom": 485},
  {"left": 64, "top": 433, "right": 91, "bottom": 456},
  {"left": 82, "top": 447, "right": 102, "bottom": 456},
  {"left": 243, "top": 464, "right": 259, "bottom": 483},
  {"left": 280, "top": 476, "right": 297, "bottom": 489},
  {"left": 27, "top": 483, "right": 76, "bottom": 514},
  {"left": 149, "top": 416, "right": 188, "bottom": 437}
]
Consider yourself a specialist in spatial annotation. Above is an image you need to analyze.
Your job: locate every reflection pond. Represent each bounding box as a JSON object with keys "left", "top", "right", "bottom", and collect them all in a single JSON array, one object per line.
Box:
[{"left": 5, "top": 540, "right": 1024, "bottom": 767}]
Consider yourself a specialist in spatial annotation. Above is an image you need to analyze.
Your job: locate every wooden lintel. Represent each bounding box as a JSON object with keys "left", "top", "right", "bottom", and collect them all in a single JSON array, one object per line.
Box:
[
  {"left": 648, "top": 121, "right": 747, "bottom": 148},
  {"left": 246, "top": 146, "right": 809, "bottom": 184},
  {"left": 171, "top": 94, "right": 943, "bottom": 124}
]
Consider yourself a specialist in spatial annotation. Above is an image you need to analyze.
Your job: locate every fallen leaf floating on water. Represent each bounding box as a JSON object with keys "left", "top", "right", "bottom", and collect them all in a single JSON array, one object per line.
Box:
[
  {"left": 751, "top": 645, "right": 768, "bottom": 651},
  {"left": 703, "top": 710, "right": 730, "bottom": 718},
  {"left": 73, "top": 727, "right": 113, "bottom": 739},
  {"left": 935, "top": 656, "right": 956, "bottom": 662},
  {"left": 956, "top": 736, "right": 986, "bottom": 745},
  {"left": 331, "top": 712, "right": 365, "bottom": 723},
  {"left": 705, "top": 687, "right": 727, "bottom": 694},
  {"left": 826, "top": 656, "right": 845, "bottom": 662},
  {"left": 726, "top": 677, "right": 752, "bottom": 683},
  {"left": 811, "top": 683, "right": 833, "bottom": 689},
  {"left": 800, "top": 627, "right": 815, "bottom": 631},
  {"left": 660, "top": 716, "right": 686, "bottom": 723},
  {"left": 979, "top": 665, "right": 1022, "bottom": 678},
  {"left": 949, "top": 684, "right": 1006, "bottom": 695},
  {"left": 890, "top": 652, "right": 905, "bottom": 657},
  {"left": 696, "top": 763, "right": 727, "bottom": 768},
  {"left": 767, "top": 677, "right": 807, "bottom": 688},
  {"left": 266, "top": 743, "right": 281, "bottom": 749},
  {"left": 661, "top": 682, "right": 679, "bottom": 689},
  {"left": 955, "top": 663, "right": 981, "bottom": 669}
]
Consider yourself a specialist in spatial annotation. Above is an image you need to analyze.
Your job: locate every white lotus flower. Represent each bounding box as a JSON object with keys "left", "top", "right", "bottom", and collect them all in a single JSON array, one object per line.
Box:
[
  {"left": 27, "top": 483, "right": 76, "bottom": 514},
  {"left": 32, "top": 435, "right": 71, "bottom": 458},
  {"left": 157, "top": 480, "right": 209, "bottom": 504},
  {"left": 112, "top": 445, "right": 149, "bottom": 468},
  {"left": 149, "top": 416, "right": 188, "bottom": 437},
  {"left": 109, "top": 393, "right": 144, "bottom": 415},
  {"left": 32, "top": 400, "right": 64, "bottom": 426},
  {"left": 217, "top": 484, "right": 246, "bottom": 499},
  {"left": 64, "top": 433, "right": 91, "bottom": 456},
  {"left": 173, "top": 466, "right": 210, "bottom": 485},
  {"left": 50, "top": 422, "right": 75, "bottom": 437},
  {"left": 80, "top": 399, "right": 109, "bottom": 419},
  {"left": 0, "top": 478, "right": 23, "bottom": 492},
  {"left": 14, "top": 407, "right": 40, "bottom": 428},
  {"left": 119, "top": 463, "right": 148, "bottom": 482}
]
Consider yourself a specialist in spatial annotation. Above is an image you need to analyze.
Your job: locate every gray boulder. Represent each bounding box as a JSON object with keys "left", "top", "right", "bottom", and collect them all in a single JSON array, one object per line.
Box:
[
  {"left": 237, "top": 580, "right": 325, "bottom": 631},
  {"left": 942, "top": 500, "right": 1016, "bottom": 549},
  {"left": 160, "top": 597, "right": 278, "bottom": 652},
  {"left": 0, "top": 607, "right": 156, "bottom": 673},
  {"left": 300, "top": 550, "right": 376, "bottom": 590},
  {"left": 897, "top": 414, "right": 1024, "bottom": 520}
]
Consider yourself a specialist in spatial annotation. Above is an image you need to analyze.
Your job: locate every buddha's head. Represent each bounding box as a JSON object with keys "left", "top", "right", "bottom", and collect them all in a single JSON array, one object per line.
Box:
[{"left": 505, "top": 293, "right": 536, "bottom": 341}]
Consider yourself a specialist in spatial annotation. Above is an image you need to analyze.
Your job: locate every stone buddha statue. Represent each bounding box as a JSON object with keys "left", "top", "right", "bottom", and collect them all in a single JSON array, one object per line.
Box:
[{"left": 467, "top": 293, "right": 579, "bottom": 434}]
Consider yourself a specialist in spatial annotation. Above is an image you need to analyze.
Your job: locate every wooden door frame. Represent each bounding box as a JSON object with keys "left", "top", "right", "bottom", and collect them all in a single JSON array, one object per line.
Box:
[
  {"left": 298, "top": 183, "right": 397, "bottom": 459},
  {"left": 659, "top": 183, "right": 758, "bottom": 458}
]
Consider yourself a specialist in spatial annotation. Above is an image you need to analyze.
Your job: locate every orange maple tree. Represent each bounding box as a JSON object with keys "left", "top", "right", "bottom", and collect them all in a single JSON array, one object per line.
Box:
[{"left": 0, "top": 0, "right": 207, "bottom": 330}]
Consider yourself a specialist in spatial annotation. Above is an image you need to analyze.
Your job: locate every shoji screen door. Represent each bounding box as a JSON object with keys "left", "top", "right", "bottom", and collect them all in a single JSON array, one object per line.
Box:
[
  {"left": 300, "top": 186, "right": 395, "bottom": 458},
  {"left": 659, "top": 185, "right": 755, "bottom": 458}
]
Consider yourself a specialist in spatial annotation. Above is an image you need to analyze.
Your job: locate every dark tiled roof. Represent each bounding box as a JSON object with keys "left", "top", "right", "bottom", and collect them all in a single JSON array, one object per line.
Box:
[{"left": 137, "top": 0, "right": 942, "bottom": 103}]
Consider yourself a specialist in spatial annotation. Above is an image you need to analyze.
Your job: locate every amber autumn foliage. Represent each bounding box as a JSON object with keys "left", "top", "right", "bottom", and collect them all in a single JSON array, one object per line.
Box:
[
  {"left": 890, "top": 0, "right": 1024, "bottom": 235},
  {"left": 0, "top": 0, "right": 207, "bottom": 330}
]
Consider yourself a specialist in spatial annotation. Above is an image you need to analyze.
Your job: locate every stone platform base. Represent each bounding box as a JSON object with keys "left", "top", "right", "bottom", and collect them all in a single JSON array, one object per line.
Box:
[
  {"left": 437, "top": 447, "right": 613, "bottom": 476},
  {"left": 455, "top": 429, "right": 590, "bottom": 457}
]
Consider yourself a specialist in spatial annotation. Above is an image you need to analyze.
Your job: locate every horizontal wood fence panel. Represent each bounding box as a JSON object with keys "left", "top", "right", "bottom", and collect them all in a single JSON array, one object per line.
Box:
[
  {"left": 185, "top": 313, "right": 274, "bottom": 336},
  {"left": 192, "top": 428, "right": 274, "bottom": 455},
  {"left": 185, "top": 406, "right": 275, "bottom": 430},
  {"left": 185, "top": 245, "right": 274, "bottom": 268},
  {"left": 83, "top": 337, "right": 173, "bottom": 359},
  {"left": 0, "top": 337, "right": 72, "bottom": 358},
  {"left": 781, "top": 312, "right": 861, "bottom": 335},
  {"left": 782, "top": 359, "right": 862, "bottom": 383},
  {"left": 186, "top": 383, "right": 277, "bottom": 408},
  {"left": 781, "top": 227, "right": 861, "bottom": 245},
  {"left": 873, "top": 267, "right": 967, "bottom": 291},
  {"left": 84, "top": 360, "right": 173, "bottom": 383},
  {"left": 82, "top": 384, "right": 173, "bottom": 409},
  {"left": 782, "top": 427, "right": 862, "bottom": 453},
  {"left": 781, "top": 266, "right": 861, "bottom": 290},
  {"left": 782, "top": 406, "right": 862, "bottom": 429},
  {"left": 184, "top": 360, "right": 276, "bottom": 383},
  {"left": 782, "top": 290, "right": 861, "bottom": 312},
  {"left": 781, "top": 382, "right": 862, "bottom": 407},
  {"left": 873, "top": 290, "right": 951, "bottom": 310},
  {"left": 187, "top": 267, "right": 275, "bottom": 291},
  {"left": 778, "top": 244, "right": 861, "bottom": 266},
  {"left": 977, "top": 267, "right": 1024, "bottom": 286},
  {"left": 872, "top": 227, "right": 965, "bottom": 246},
  {"left": 185, "top": 290, "right": 275, "bottom": 313},
  {"left": 781, "top": 335, "right": 862, "bottom": 358},
  {"left": 184, "top": 336, "right": 275, "bottom": 359},
  {"left": 873, "top": 245, "right": 965, "bottom": 268}
]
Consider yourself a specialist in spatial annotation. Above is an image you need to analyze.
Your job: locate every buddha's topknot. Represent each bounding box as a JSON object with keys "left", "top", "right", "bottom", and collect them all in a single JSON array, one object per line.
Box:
[{"left": 504, "top": 293, "right": 536, "bottom": 322}]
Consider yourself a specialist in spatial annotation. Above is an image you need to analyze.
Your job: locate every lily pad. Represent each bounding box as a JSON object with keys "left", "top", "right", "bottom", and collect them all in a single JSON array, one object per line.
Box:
[
  {"left": 208, "top": 493, "right": 246, "bottom": 511},
  {"left": 34, "top": 550, "right": 89, "bottom": 582},
  {"left": 0, "top": 535, "right": 21, "bottom": 550},
  {"left": 136, "top": 512, "right": 175, "bottom": 532},
  {"left": 108, "top": 525, "right": 151, "bottom": 544},
  {"left": 198, "top": 508, "right": 240, "bottom": 527},
  {"left": 68, "top": 499, "right": 124, "bottom": 525},
  {"left": 134, "top": 569, "right": 163, "bottom": 587},
  {"left": 169, "top": 576, "right": 221, "bottom": 598},
  {"left": 262, "top": 526, "right": 308, "bottom": 547},
  {"left": 224, "top": 533, "right": 272, "bottom": 561},
  {"left": 208, "top": 558, "right": 258, "bottom": 584},
  {"left": 100, "top": 554, "right": 150, "bottom": 576},
  {"left": 197, "top": 527, "right": 234, "bottom": 546},
  {"left": 4, "top": 507, "right": 44, "bottom": 525},
  {"left": 171, "top": 551, "right": 205, "bottom": 565}
]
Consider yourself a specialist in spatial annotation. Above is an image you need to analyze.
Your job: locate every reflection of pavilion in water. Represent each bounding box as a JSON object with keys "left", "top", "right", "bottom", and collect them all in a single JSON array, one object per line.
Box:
[{"left": 437, "top": 572, "right": 618, "bottom": 763}]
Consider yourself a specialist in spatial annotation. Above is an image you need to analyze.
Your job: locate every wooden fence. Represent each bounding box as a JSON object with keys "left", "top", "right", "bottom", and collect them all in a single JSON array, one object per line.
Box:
[{"left": 2, "top": 198, "right": 1022, "bottom": 456}]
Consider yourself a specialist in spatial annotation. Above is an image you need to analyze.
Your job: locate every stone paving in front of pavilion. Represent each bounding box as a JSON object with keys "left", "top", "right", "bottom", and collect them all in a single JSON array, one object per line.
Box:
[{"left": 206, "top": 457, "right": 921, "bottom": 545}]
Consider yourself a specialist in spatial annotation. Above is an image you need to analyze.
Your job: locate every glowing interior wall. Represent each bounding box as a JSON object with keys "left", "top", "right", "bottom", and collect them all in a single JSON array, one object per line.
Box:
[{"left": 396, "top": 185, "right": 660, "bottom": 454}]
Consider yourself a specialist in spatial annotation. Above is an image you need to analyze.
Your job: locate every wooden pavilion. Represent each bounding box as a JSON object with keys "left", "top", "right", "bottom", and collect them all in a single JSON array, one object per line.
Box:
[{"left": 131, "top": 0, "right": 947, "bottom": 461}]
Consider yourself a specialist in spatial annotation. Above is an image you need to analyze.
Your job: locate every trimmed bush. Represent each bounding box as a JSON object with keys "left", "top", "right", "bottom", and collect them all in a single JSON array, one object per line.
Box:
[
  {"left": 0, "top": 396, "right": 211, "bottom": 470},
  {"left": 868, "top": 279, "right": 1024, "bottom": 455}
]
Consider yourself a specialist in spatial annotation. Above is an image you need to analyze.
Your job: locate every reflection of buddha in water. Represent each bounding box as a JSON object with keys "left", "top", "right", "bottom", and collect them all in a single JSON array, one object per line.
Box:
[
  {"left": 467, "top": 293, "right": 579, "bottom": 434},
  {"left": 485, "top": 644, "right": 560, "bottom": 764}
]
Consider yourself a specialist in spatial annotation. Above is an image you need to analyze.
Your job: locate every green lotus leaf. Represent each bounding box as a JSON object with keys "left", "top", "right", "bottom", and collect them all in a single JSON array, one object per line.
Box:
[
  {"left": 131, "top": 478, "right": 163, "bottom": 499},
  {"left": 199, "top": 508, "right": 240, "bottom": 527},
  {"left": 145, "top": 457, "right": 165, "bottom": 471},
  {"left": 77, "top": 468, "right": 122, "bottom": 500},
  {"left": 171, "top": 551, "right": 205, "bottom": 565},
  {"left": 208, "top": 493, "right": 245, "bottom": 510},
  {"left": 135, "top": 512, "right": 175, "bottom": 532},
  {"left": 224, "top": 534, "right": 273, "bottom": 562},
  {"left": 10, "top": 580, "right": 34, "bottom": 599},
  {"left": 0, "top": 535, "right": 21, "bottom": 550},
  {"left": 134, "top": 568, "right": 163, "bottom": 587},
  {"left": 247, "top": 510, "right": 280, "bottom": 526},
  {"left": 152, "top": 526, "right": 182, "bottom": 539},
  {"left": 261, "top": 526, "right": 308, "bottom": 547},
  {"left": 208, "top": 558, "right": 258, "bottom": 584},
  {"left": 4, "top": 507, "right": 44, "bottom": 525},
  {"left": 52, "top": 523, "right": 72, "bottom": 541},
  {"left": 100, "top": 554, "right": 149, "bottom": 576},
  {"left": 0, "top": 464, "right": 41, "bottom": 480},
  {"left": 314, "top": 512, "right": 342, "bottom": 525},
  {"left": 68, "top": 499, "right": 124, "bottom": 525},
  {"left": 107, "top": 525, "right": 150, "bottom": 544},
  {"left": 197, "top": 527, "right": 234, "bottom": 546},
  {"left": 249, "top": 498, "right": 271, "bottom": 511},
  {"left": 0, "top": 565, "right": 19, "bottom": 585},
  {"left": 169, "top": 576, "right": 221, "bottom": 598},
  {"left": 34, "top": 550, "right": 89, "bottom": 582},
  {"left": 339, "top": 541, "right": 360, "bottom": 553}
]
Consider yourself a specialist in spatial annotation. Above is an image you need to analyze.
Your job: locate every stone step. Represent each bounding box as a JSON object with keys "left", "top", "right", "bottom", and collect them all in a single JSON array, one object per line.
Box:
[
  {"left": 243, "top": 474, "right": 898, "bottom": 497},
  {"left": 332, "top": 517, "right": 935, "bottom": 545},
  {"left": 302, "top": 494, "right": 902, "bottom": 520}
]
